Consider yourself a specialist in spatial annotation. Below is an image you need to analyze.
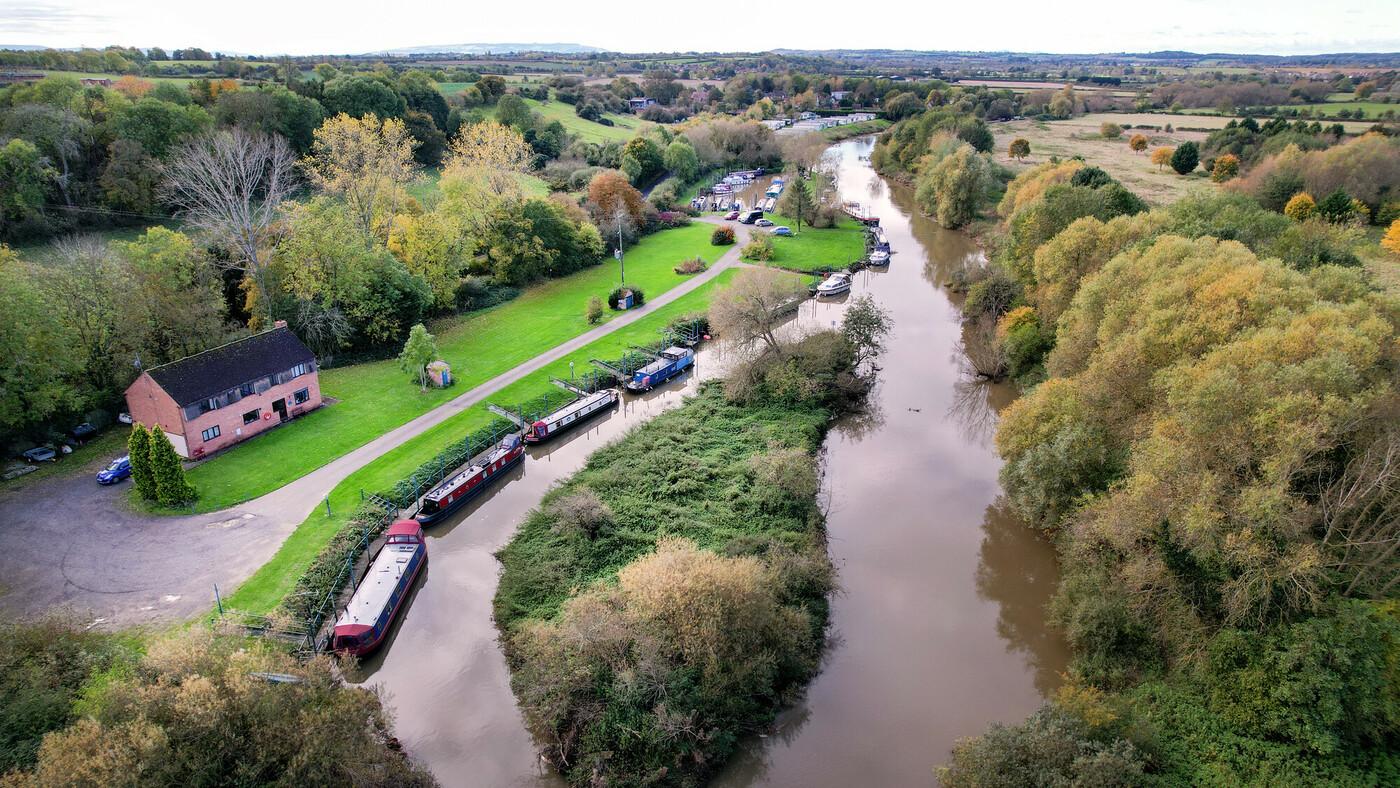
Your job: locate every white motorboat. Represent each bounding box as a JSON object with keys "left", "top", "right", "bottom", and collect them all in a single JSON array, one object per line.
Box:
[
  {"left": 816, "top": 272, "right": 852, "bottom": 296},
  {"left": 869, "top": 250, "right": 890, "bottom": 265}
]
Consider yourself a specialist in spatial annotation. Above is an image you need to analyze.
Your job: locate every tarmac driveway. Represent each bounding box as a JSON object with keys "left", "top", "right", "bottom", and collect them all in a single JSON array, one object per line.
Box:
[{"left": 0, "top": 471, "right": 295, "bottom": 628}]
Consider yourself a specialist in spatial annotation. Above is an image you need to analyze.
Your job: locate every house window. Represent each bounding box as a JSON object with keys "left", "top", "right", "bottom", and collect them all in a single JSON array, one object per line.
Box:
[
  {"left": 201, "top": 397, "right": 220, "bottom": 414},
  {"left": 201, "top": 425, "right": 221, "bottom": 442},
  {"left": 287, "top": 362, "right": 308, "bottom": 380},
  {"left": 242, "top": 408, "right": 261, "bottom": 425},
  {"left": 293, "top": 388, "right": 310, "bottom": 405},
  {"left": 254, "top": 377, "right": 271, "bottom": 394},
  {"left": 240, "top": 382, "right": 256, "bottom": 397}
]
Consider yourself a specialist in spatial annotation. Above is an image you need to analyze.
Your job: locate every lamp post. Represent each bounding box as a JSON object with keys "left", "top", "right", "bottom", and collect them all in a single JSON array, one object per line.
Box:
[{"left": 613, "top": 203, "right": 626, "bottom": 284}]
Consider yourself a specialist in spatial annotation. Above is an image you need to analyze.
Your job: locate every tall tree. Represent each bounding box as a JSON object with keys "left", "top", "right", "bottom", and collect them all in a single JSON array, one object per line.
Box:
[
  {"left": 127, "top": 422, "right": 156, "bottom": 501},
  {"left": 777, "top": 173, "right": 815, "bottom": 233},
  {"left": 708, "top": 268, "right": 809, "bottom": 360},
  {"left": 302, "top": 113, "right": 417, "bottom": 242},
  {"left": 162, "top": 128, "right": 296, "bottom": 323},
  {"left": 1008, "top": 138, "right": 1031, "bottom": 161},
  {"left": 0, "top": 248, "right": 82, "bottom": 439},
  {"left": 151, "top": 426, "right": 195, "bottom": 506}
]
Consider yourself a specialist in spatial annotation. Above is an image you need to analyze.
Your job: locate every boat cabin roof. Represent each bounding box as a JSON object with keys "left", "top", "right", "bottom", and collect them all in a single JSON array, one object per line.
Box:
[
  {"left": 334, "top": 540, "right": 420, "bottom": 629},
  {"left": 540, "top": 389, "right": 613, "bottom": 424}
]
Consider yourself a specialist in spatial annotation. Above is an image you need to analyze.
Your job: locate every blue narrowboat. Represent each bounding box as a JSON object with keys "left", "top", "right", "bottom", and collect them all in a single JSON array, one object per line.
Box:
[
  {"left": 624, "top": 347, "right": 694, "bottom": 392},
  {"left": 413, "top": 434, "right": 525, "bottom": 526},
  {"left": 332, "top": 519, "right": 426, "bottom": 657}
]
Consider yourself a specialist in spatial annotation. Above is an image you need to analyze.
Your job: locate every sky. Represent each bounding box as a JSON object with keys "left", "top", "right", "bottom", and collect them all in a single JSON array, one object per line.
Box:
[{"left": 2, "top": 0, "right": 1397, "bottom": 56}]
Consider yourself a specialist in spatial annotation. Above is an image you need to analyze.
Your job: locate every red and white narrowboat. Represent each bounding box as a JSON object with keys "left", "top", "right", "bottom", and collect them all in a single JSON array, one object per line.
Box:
[
  {"left": 413, "top": 433, "right": 525, "bottom": 526},
  {"left": 524, "top": 389, "right": 618, "bottom": 444},
  {"left": 332, "top": 519, "right": 426, "bottom": 657}
]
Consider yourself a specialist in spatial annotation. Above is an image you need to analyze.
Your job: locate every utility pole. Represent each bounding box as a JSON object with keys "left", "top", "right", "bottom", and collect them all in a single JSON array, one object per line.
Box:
[{"left": 613, "top": 203, "right": 627, "bottom": 284}]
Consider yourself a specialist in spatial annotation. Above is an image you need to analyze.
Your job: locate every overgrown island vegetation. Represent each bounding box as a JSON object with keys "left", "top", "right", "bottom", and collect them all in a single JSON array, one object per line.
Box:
[
  {"left": 493, "top": 273, "right": 890, "bottom": 786},
  {"left": 872, "top": 90, "right": 1400, "bottom": 783}
]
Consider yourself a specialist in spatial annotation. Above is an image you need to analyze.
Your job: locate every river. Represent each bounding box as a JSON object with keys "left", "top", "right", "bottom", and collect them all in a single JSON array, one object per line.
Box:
[{"left": 354, "top": 136, "right": 1066, "bottom": 787}]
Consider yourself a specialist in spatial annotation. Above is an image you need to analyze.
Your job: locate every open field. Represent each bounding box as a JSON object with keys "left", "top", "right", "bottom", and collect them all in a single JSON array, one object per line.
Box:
[
  {"left": 1077, "top": 111, "right": 1376, "bottom": 132},
  {"left": 223, "top": 268, "right": 741, "bottom": 615},
  {"left": 405, "top": 167, "right": 549, "bottom": 204},
  {"left": 991, "top": 116, "right": 1216, "bottom": 205},
  {"left": 183, "top": 223, "right": 721, "bottom": 511},
  {"left": 523, "top": 96, "right": 639, "bottom": 142}
]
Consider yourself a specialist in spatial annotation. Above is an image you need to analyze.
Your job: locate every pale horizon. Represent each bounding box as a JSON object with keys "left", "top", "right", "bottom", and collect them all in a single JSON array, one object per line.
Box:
[{"left": 3, "top": 0, "right": 1398, "bottom": 57}]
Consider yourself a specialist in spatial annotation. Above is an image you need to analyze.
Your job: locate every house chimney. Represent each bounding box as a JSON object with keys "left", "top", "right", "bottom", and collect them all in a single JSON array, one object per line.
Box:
[{"left": 274, "top": 320, "right": 288, "bottom": 329}]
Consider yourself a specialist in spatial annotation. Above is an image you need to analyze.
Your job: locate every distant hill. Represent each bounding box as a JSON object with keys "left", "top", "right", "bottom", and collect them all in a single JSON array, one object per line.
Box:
[{"left": 367, "top": 43, "right": 604, "bottom": 56}]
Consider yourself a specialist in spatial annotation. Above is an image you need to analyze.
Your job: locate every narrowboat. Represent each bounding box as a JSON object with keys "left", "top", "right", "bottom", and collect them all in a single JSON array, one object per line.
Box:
[
  {"left": 414, "top": 433, "right": 525, "bottom": 525},
  {"left": 625, "top": 347, "right": 694, "bottom": 392},
  {"left": 524, "top": 389, "right": 619, "bottom": 444},
  {"left": 331, "top": 519, "right": 426, "bottom": 657},
  {"left": 842, "top": 201, "right": 880, "bottom": 226},
  {"left": 817, "top": 271, "right": 853, "bottom": 296}
]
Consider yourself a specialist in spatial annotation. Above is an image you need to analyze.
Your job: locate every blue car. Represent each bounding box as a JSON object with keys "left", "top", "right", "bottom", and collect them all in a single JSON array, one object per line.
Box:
[
  {"left": 97, "top": 456, "right": 131, "bottom": 485},
  {"left": 771, "top": 226, "right": 793, "bottom": 236}
]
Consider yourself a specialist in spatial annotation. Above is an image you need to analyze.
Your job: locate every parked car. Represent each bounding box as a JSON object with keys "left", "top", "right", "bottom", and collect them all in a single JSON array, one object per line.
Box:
[
  {"left": 755, "top": 218, "right": 774, "bottom": 227},
  {"left": 71, "top": 422, "right": 97, "bottom": 442},
  {"left": 117, "top": 412, "right": 133, "bottom": 425},
  {"left": 22, "top": 446, "right": 57, "bottom": 463},
  {"left": 739, "top": 209, "right": 764, "bottom": 224},
  {"left": 97, "top": 456, "right": 132, "bottom": 485},
  {"left": 723, "top": 210, "right": 741, "bottom": 220},
  {"left": 771, "top": 226, "right": 793, "bottom": 236}
]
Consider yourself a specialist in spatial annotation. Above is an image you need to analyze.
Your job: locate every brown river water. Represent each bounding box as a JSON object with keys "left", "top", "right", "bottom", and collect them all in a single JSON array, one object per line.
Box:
[{"left": 351, "top": 137, "right": 1067, "bottom": 787}]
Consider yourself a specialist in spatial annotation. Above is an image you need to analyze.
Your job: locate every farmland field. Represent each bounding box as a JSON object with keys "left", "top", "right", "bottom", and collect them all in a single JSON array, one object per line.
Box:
[
  {"left": 522, "top": 96, "right": 639, "bottom": 142},
  {"left": 991, "top": 116, "right": 1216, "bottom": 205}
]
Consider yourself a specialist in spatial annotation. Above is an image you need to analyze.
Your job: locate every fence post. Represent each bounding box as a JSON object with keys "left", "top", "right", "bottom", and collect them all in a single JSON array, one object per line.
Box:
[{"left": 324, "top": 498, "right": 331, "bottom": 517}]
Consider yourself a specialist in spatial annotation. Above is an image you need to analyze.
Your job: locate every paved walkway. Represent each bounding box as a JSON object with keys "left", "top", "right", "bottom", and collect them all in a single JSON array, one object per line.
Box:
[{"left": 0, "top": 219, "right": 753, "bottom": 628}]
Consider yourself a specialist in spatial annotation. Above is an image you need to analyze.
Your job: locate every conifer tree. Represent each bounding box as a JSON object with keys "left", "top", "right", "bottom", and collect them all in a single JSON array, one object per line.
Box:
[
  {"left": 127, "top": 423, "right": 157, "bottom": 501},
  {"left": 151, "top": 428, "right": 195, "bottom": 506}
]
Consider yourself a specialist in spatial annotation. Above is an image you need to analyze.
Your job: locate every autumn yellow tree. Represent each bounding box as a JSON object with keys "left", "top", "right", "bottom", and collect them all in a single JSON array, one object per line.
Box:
[
  {"left": 303, "top": 113, "right": 417, "bottom": 241},
  {"left": 1284, "top": 191, "right": 1316, "bottom": 221},
  {"left": 1128, "top": 134, "right": 1148, "bottom": 154},
  {"left": 113, "top": 75, "right": 153, "bottom": 99},
  {"left": 1211, "top": 153, "right": 1240, "bottom": 182},
  {"left": 445, "top": 120, "right": 532, "bottom": 175},
  {"left": 1382, "top": 218, "right": 1400, "bottom": 256},
  {"left": 1150, "top": 146, "right": 1174, "bottom": 171},
  {"left": 1008, "top": 138, "right": 1031, "bottom": 161}
]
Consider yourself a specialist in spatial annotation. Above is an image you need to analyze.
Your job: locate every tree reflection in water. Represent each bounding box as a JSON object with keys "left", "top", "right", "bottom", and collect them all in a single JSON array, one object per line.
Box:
[{"left": 974, "top": 498, "right": 1069, "bottom": 695}]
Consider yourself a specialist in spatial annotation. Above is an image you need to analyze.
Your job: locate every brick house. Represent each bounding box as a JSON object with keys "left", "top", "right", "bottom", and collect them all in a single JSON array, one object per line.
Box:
[{"left": 124, "top": 322, "right": 322, "bottom": 459}]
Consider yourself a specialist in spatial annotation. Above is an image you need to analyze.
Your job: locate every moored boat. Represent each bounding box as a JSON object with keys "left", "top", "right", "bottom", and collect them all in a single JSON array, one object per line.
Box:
[
  {"left": 869, "top": 250, "right": 890, "bottom": 265},
  {"left": 524, "top": 389, "right": 619, "bottom": 443},
  {"left": 332, "top": 519, "right": 426, "bottom": 657},
  {"left": 817, "top": 271, "right": 853, "bottom": 296},
  {"left": 414, "top": 434, "right": 525, "bottom": 525},
  {"left": 625, "top": 347, "right": 694, "bottom": 392}
]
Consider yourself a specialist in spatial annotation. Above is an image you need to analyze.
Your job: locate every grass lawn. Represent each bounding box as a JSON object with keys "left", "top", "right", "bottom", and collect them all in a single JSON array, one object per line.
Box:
[
  {"left": 748, "top": 214, "right": 867, "bottom": 272},
  {"left": 523, "top": 96, "right": 639, "bottom": 143},
  {"left": 182, "top": 223, "right": 722, "bottom": 512},
  {"left": 405, "top": 167, "right": 549, "bottom": 204},
  {"left": 819, "top": 119, "right": 891, "bottom": 140},
  {"left": 223, "top": 268, "right": 741, "bottom": 615}
]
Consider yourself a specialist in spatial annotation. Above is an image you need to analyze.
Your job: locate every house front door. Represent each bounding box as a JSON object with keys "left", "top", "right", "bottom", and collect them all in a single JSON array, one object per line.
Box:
[{"left": 272, "top": 398, "right": 288, "bottom": 422}]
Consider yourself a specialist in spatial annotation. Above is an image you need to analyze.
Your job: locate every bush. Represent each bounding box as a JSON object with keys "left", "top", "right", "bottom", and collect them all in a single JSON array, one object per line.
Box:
[
  {"left": 940, "top": 701, "right": 1147, "bottom": 788},
  {"left": 654, "top": 210, "right": 690, "bottom": 228},
  {"left": 1099, "top": 122, "right": 1123, "bottom": 139},
  {"left": 673, "top": 256, "right": 707, "bottom": 274},
  {"left": 0, "top": 618, "right": 132, "bottom": 774},
  {"left": 585, "top": 295, "right": 603, "bottom": 324},
  {"left": 606, "top": 286, "right": 644, "bottom": 310},
  {"left": 710, "top": 225, "right": 735, "bottom": 245},
  {"left": 741, "top": 233, "right": 774, "bottom": 261}
]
